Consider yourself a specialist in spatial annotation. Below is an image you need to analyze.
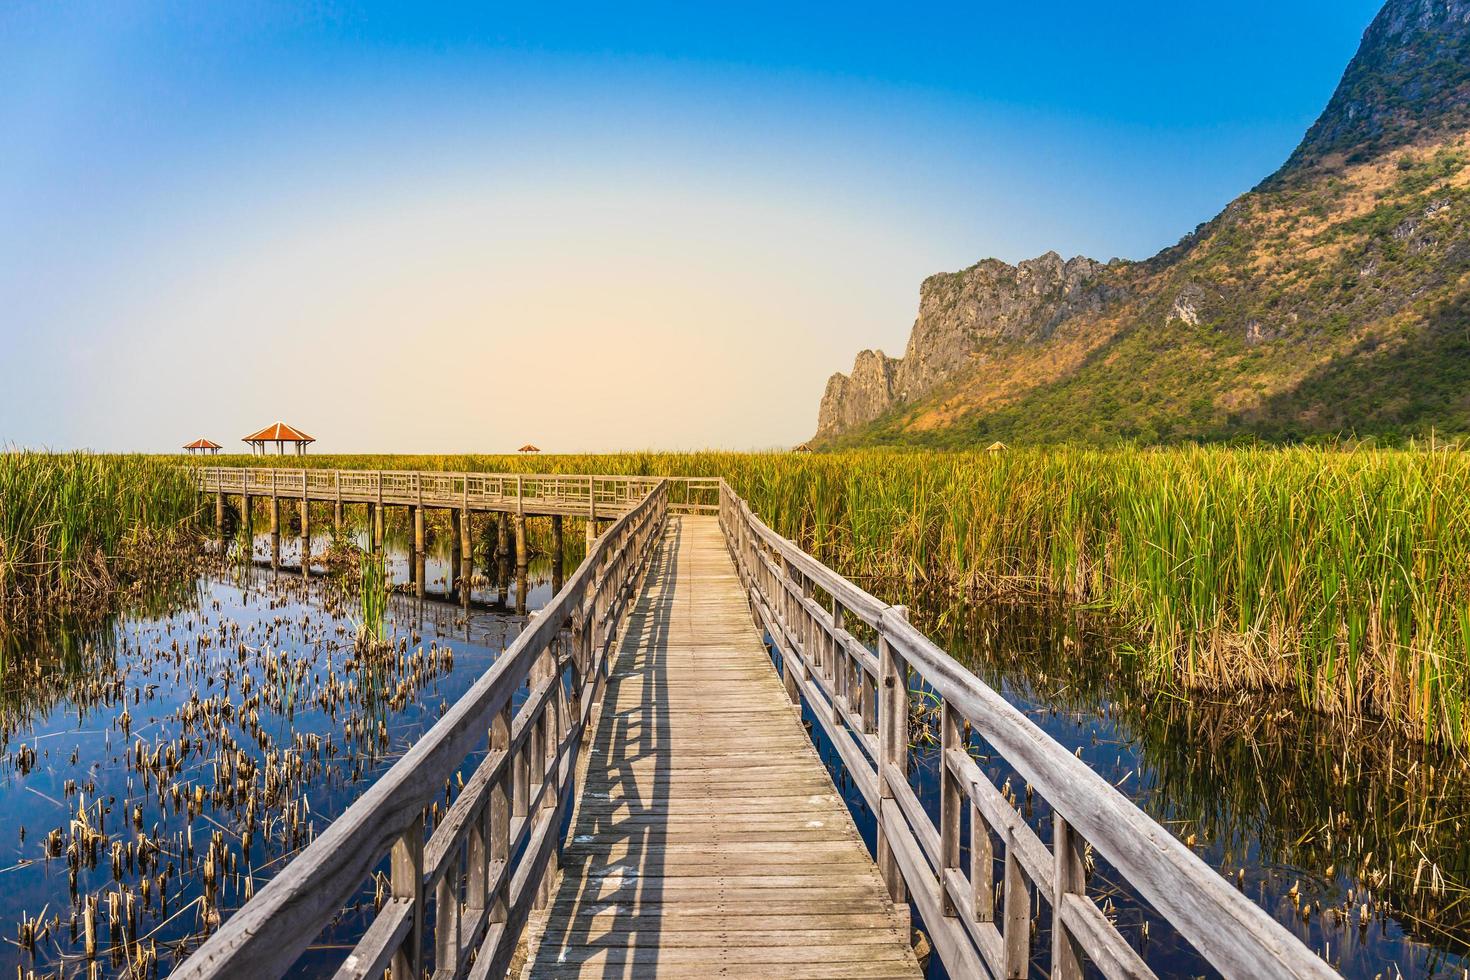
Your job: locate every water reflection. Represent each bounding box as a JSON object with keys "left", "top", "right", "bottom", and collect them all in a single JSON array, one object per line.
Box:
[{"left": 0, "top": 525, "right": 560, "bottom": 978}]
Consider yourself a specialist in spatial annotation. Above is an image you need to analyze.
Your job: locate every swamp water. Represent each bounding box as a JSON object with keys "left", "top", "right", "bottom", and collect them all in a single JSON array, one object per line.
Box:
[
  {"left": 786, "top": 600, "right": 1470, "bottom": 979},
  {"left": 6, "top": 520, "right": 1468, "bottom": 979},
  {"left": 0, "top": 526, "right": 559, "bottom": 979}
]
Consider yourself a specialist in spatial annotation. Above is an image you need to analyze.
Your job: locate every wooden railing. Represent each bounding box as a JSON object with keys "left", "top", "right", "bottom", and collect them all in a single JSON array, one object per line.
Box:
[
  {"left": 193, "top": 467, "right": 721, "bottom": 516},
  {"left": 718, "top": 483, "right": 1336, "bottom": 980},
  {"left": 173, "top": 481, "right": 668, "bottom": 980}
]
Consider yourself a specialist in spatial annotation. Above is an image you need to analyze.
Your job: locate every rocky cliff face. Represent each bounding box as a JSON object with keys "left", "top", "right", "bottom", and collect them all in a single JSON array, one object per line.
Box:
[
  {"left": 1277, "top": 0, "right": 1470, "bottom": 179},
  {"left": 815, "top": 350, "right": 899, "bottom": 440},
  {"left": 815, "top": 252, "right": 1119, "bottom": 439},
  {"left": 813, "top": 0, "right": 1470, "bottom": 446}
]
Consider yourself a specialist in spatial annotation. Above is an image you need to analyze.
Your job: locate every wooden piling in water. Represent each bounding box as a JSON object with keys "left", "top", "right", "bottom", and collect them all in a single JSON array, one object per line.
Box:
[
  {"left": 586, "top": 478, "right": 599, "bottom": 547},
  {"left": 299, "top": 498, "right": 310, "bottom": 577},
  {"left": 449, "top": 508, "right": 461, "bottom": 577},
  {"left": 215, "top": 491, "right": 225, "bottom": 536},
  {"left": 514, "top": 514, "right": 528, "bottom": 574},
  {"left": 458, "top": 508, "right": 473, "bottom": 604},
  {"left": 268, "top": 490, "right": 280, "bottom": 569}
]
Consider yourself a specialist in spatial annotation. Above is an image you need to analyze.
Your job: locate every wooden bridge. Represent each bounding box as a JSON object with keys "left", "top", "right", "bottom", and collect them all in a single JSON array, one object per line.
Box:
[{"left": 178, "top": 473, "right": 1336, "bottom": 979}]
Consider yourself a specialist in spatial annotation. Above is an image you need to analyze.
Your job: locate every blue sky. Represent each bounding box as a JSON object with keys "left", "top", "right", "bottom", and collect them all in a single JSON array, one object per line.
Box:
[{"left": 1, "top": 1, "right": 1384, "bottom": 451}]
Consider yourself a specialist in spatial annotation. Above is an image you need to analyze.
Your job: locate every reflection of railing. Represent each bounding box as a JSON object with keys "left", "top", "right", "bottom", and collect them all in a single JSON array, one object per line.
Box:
[
  {"left": 194, "top": 467, "right": 722, "bottom": 516},
  {"left": 175, "top": 482, "right": 668, "bottom": 979},
  {"left": 718, "top": 483, "right": 1335, "bottom": 980}
]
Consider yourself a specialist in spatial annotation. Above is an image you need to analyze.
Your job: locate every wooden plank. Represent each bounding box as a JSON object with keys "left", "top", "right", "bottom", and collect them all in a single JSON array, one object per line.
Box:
[{"left": 519, "top": 516, "right": 920, "bottom": 978}]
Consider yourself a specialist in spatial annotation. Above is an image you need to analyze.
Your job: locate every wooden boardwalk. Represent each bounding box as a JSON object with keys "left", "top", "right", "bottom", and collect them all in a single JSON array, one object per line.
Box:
[
  {"left": 520, "top": 516, "right": 921, "bottom": 978},
  {"left": 180, "top": 476, "right": 1332, "bottom": 980}
]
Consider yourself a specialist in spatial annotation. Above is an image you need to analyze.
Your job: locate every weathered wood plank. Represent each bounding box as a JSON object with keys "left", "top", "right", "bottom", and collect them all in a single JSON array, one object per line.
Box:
[{"left": 519, "top": 516, "right": 920, "bottom": 978}]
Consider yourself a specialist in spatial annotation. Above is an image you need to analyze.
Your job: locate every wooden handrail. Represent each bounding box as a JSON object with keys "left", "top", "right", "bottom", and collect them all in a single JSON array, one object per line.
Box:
[
  {"left": 174, "top": 481, "right": 669, "bottom": 979},
  {"left": 194, "top": 467, "right": 720, "bottom": 515},
  {"left": 717, "top": 481, "right": 1335, "bottom": 980}
]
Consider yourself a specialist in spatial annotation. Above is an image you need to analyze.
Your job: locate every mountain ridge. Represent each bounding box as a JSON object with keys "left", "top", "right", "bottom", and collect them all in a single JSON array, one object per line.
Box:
[{"left": 815, "top": 0, "right": 1470, "bottom": 446}]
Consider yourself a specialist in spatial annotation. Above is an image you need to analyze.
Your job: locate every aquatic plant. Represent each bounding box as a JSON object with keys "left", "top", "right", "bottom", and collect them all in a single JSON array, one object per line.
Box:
[
  {"left": 0, "top": 451, "right": 199, "bottom": 620},
  {"left": 202, "top": 445, "right": 1470, "bottom": 746},
  {"left": 357, "top": 548, "right": 389, "bottom": 648}
]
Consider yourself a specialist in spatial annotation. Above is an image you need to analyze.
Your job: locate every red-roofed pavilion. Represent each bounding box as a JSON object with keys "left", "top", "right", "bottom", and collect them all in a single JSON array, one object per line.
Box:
[
  {"left": 183, "top": 438, "right": 222, "bottom": 456},
  {"left": 243, "top": 421, "right": 315, "bottom": 456}
]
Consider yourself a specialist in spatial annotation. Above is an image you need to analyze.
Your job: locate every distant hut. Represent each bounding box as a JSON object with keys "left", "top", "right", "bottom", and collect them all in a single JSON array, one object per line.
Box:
[
  {"left": 986, "top": 441, "right": 1008, "bottom": 453},
  {"left": 793, "top": 443, "right": 812, "bottom": 453},
  {"left": 183, "top": 438, "right": 222, "bottom": 456},
  {"left": 518, "top": 444, "right": 541, "bottom": 454},
  {"left": 243, "top": 421, "right": 316, "bottom": 456}
]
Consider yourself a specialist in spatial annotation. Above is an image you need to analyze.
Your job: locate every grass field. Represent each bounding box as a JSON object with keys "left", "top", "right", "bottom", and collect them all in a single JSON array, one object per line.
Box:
[{"left": 199, "top": 447, "right": 1470, "bottom": 746}]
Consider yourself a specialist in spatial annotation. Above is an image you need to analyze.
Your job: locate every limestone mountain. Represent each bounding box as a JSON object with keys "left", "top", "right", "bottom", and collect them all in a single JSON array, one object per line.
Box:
[{"left": 815, "top": 0, "right": 1470, "bottom": 446}]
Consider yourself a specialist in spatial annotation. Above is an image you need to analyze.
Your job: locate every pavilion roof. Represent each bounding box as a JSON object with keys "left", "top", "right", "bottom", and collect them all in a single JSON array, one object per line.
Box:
[
  {"left": 518, "top": 444, "right": 540, "bottom": 452},
  {"left": 183, "top": 438, "right": 222, "bottom": 450},
  {"left": 243, "top": 421, "right": 315, "bottom": 444}
]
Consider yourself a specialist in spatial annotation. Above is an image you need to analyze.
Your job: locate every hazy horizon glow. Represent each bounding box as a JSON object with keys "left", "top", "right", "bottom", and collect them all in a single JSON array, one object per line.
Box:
[{"left": 3, "top": 1, "right": 1383, "bottom": 452}]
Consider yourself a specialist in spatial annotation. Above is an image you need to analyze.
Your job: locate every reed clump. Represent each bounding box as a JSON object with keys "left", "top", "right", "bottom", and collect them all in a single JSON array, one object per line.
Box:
[
  {"left": 0, "top": 451, "right": 200, "bottom": 623},
  {"left": 200, "top": 445, "right": 1470, "bottom": 746}
]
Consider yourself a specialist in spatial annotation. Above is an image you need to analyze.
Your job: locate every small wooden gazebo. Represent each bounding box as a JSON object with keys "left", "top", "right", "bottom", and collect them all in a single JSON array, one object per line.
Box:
[
  {"left": 243, "top": 421, "right": 316, "bottom": 456},
  {"left": 518, "top": 444, "right": 541, "bottom": 454},
  {"left": 183, "top": 438, "right": 222, "bottom": 456}
]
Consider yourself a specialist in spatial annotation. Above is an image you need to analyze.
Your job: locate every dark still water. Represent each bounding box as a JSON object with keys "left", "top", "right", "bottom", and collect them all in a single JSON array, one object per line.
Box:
[
  {"left": 783, "top": 600, "right": 1470, "bottom": 980},
  {"left": 0, "top": 529, "right": 558, "bottom": 979}
]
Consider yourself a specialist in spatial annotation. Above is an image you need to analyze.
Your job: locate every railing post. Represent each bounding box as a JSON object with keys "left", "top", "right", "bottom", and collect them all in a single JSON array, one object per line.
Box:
[
  {"left": 465, "top": 793, "right": 488, "bottom": 947},
  {"left": 489, "top": 706, "right": 511, "bottom": 928},
  {"left": 434, "top": 843, "right": 461, "bottom": 976},
  {"left": 940, "top": 701, "right": 961, "bottom": 917},
  {"left": 971, "top": 798, "right": 994, "bottom": 925},
  {"left": 1052, "top": 814, "right": 1086, "bottom": 980},
  {"left": 877, "top": 606, "right": 909, "bottom": 903},
  {"left": 537, "top": 643, "right": 562, "bottom": 909},
  {"left": 1003, "top": 827, "right": 1029, "bottom": 977},
  {"left": 391, "top": 812, "right": 424, "bottom": 980}
]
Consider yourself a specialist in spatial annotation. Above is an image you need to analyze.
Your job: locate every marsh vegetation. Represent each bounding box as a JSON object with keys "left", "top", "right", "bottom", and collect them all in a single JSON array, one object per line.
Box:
[{"left": 209, "top": 446, "right": 1470, "bottom": 747}]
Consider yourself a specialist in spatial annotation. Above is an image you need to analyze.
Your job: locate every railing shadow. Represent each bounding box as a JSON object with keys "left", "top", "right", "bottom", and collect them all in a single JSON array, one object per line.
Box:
[{"left": 526, "top": 518, "right": 682, "bottom": 975}]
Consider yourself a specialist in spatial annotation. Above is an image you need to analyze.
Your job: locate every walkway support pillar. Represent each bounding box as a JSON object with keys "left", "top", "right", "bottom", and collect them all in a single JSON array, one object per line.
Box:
[
  {"left": 458, "top": 508, "right": 473, "bottom": 604},
  {"left": 497, "top": 513, "right": 511, "bottom": 563},
  {"left": 215, "top": 491, "right": 225, "bottom": 536},
  {"left": 514, "top": 514, "right": 528, "bottom": 574},
  {"left": 586, "top": 476, "right": 599, "bottom": 548},
  {"left": 269, "top": 494, "right": 280, "bottom": 570},
  {"left": 299, "top": 497, "right": 311, "bottom": 577},
  {"left": 449, "top": 509, "right": 461, "bottom": 580}
]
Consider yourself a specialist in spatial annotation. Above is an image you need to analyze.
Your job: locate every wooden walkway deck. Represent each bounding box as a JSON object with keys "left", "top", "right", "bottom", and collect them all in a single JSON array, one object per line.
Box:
[{"left": 520, "top": 516, "right": 922, "bottom": 978}]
